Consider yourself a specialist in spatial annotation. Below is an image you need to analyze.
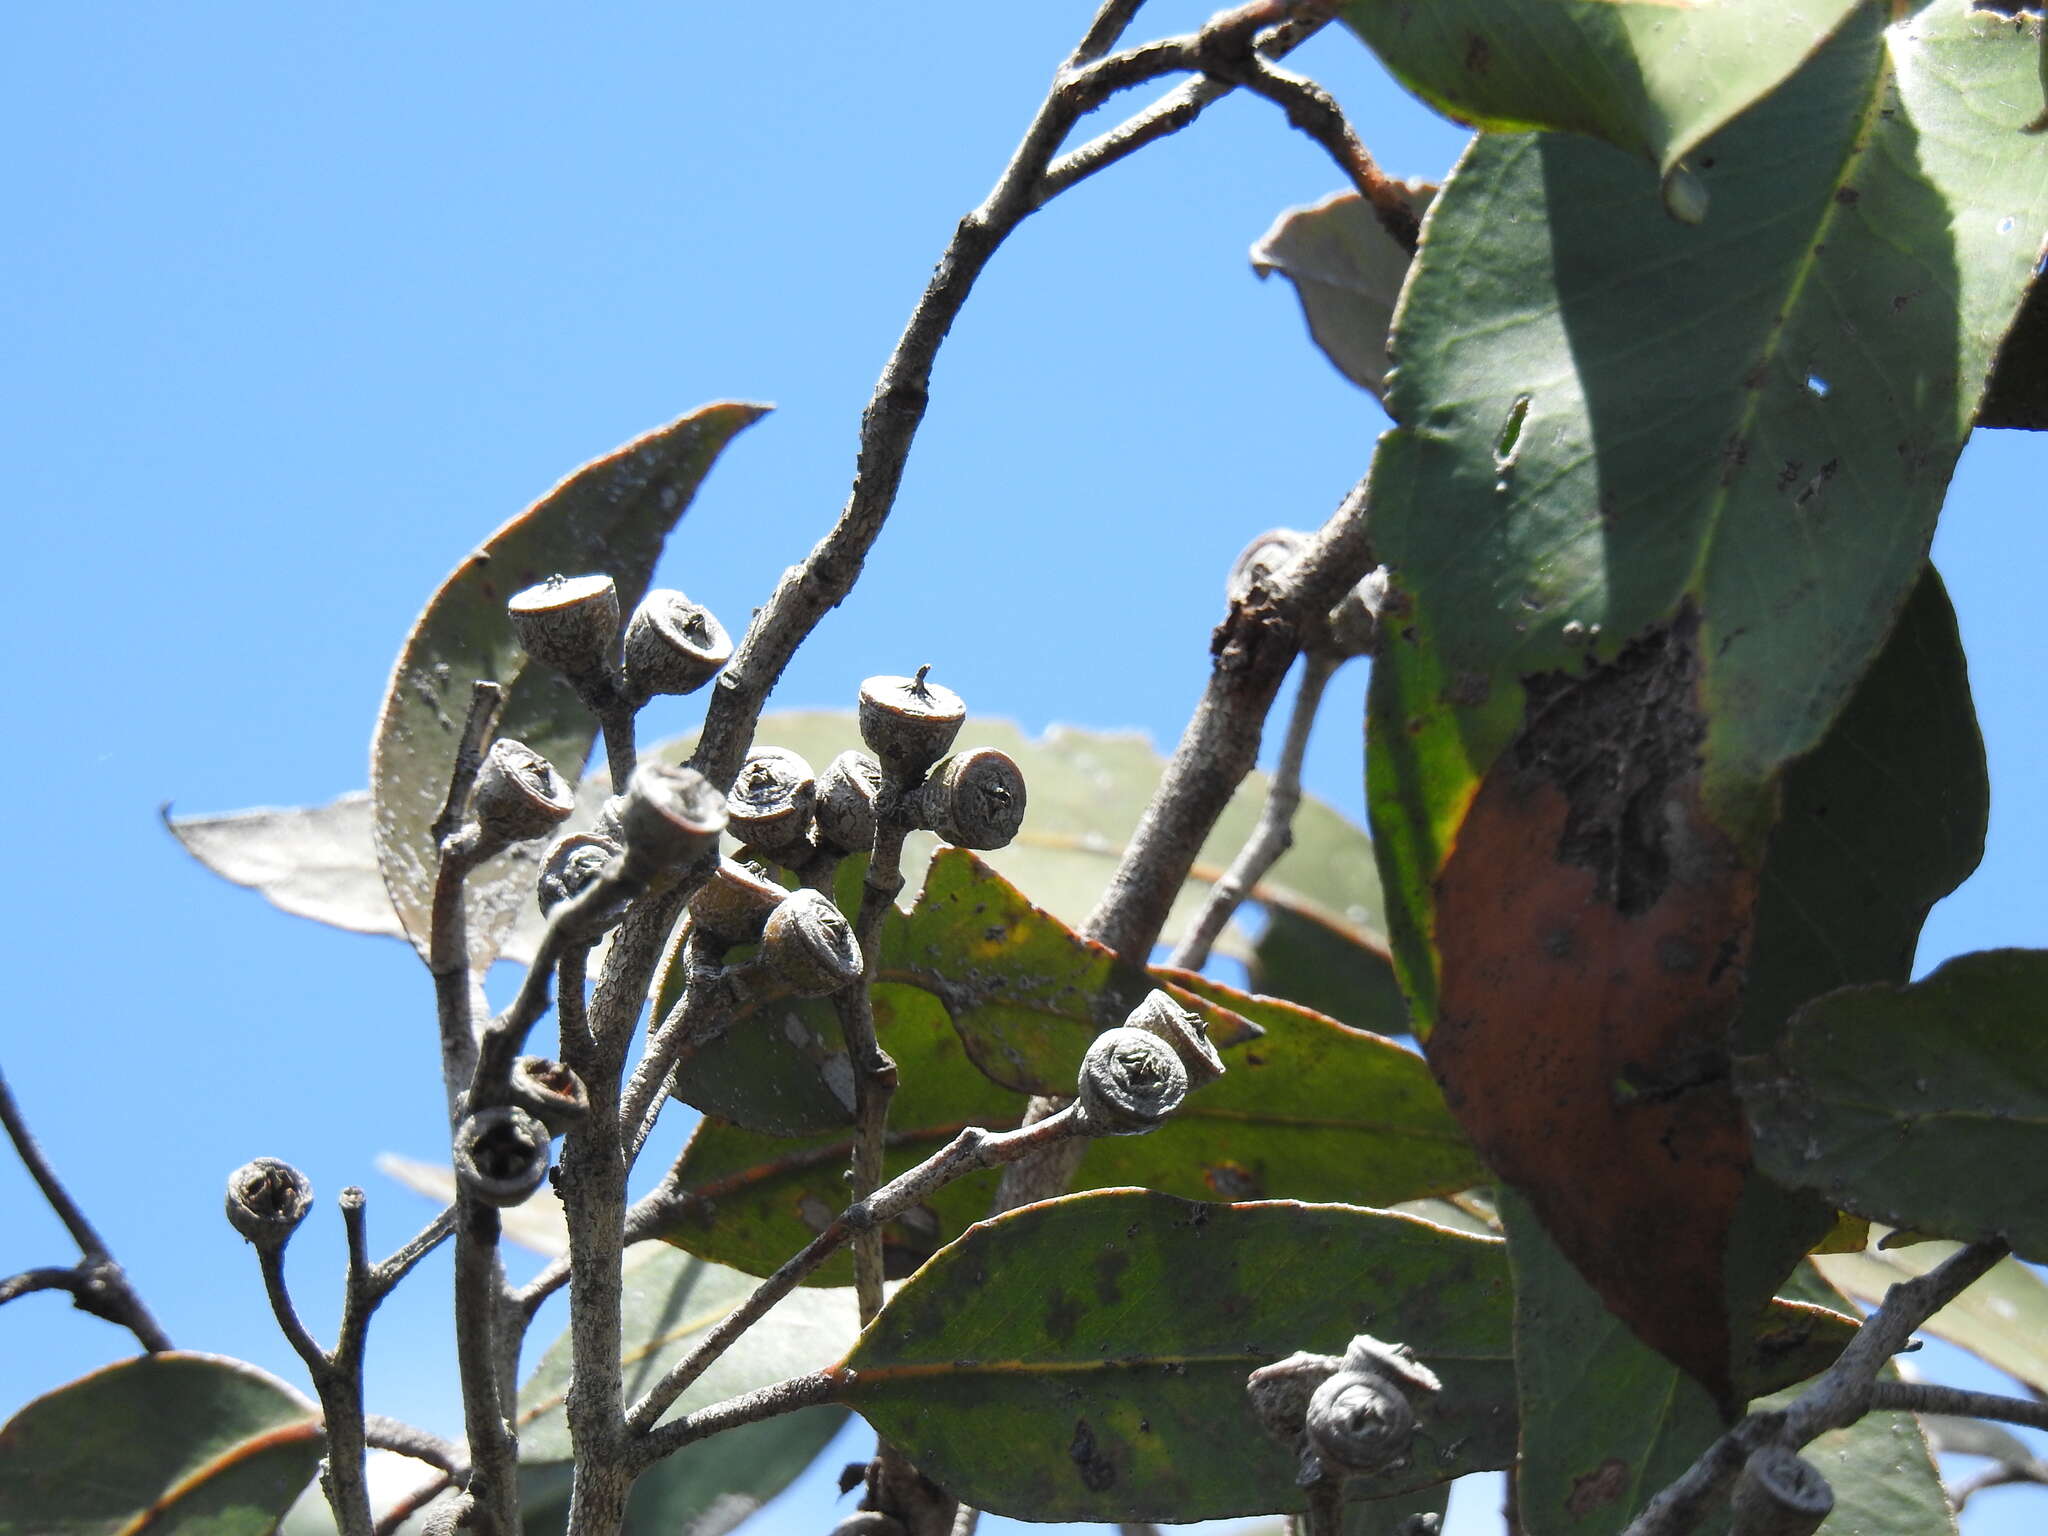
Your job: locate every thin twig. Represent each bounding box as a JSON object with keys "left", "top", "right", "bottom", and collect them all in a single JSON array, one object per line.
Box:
[
  {"left": 429, "top": 682, "right": 507, "bottom": 1121},
  {"left": 1870, "top": 1380, "right": 2048, "bottom": 1435},
  {"left": 364, "top": 1416, "right": 470, "bottom": 1477},
  {"left": 367, "top": 1206, "right": 456, "bottom": 1303},
  {"left": 0, "top": 1067, "right": 173, "bottom": 1353},
  {"left": 451, "top": 1199, "right": 519, "bottom": 1536},
  {"left": 1621, "top": 1240, "right": 2011, "bottom": 1536},
  {"left": 1170, "top": 650, "right": 1339, "bottom": 970},
  {"left": 628, "top": 1371, "right": 843, "bottom": 1473},
  {"left": 625, "top": 1110, "right": 1087, "bottom": 1437}
]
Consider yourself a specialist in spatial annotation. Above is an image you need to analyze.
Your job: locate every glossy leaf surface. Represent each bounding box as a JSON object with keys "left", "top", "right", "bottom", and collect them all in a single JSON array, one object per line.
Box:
[
  {"left": 0, "top": 1352, "right": 323, "bottom": 1536},
  {"left": 371, "top": 402, "right": 766, "bottom": 965},
  {"left": 519, "top": 1245, "right": 851, "bottom": 1532},
  {"left": 1739, "top": 948, "right": 2048, "bottom": 1261},
  {"left": 1364, "top": 2, "right": 2041, "bottom": 1404},
  {"left": 1250, "top": 185, "right": 1435, "bottom": 398},
  {"left": 840, "top": 1191, "right": 1519, "bottom": 1522},
  {"left": 1341, "top": 0, "right": 1863, "bottom": 193}
]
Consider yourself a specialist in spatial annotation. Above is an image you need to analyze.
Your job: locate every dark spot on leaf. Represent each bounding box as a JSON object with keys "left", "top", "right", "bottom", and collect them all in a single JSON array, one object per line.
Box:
[
  {"left": 1443, "top": 672, "right": 1491, "bottom": 707},
  {"left": 1834, "top": 186, "right": 1860, "bottom": 205},
  {"left": 1776, "top": 460, "right": 1804, "bottom": 492},
  {"left": 1464, "top": 32, "right": 1491, "bottom": 72},
  {"left": 1069, "top": 1419, "right": 1117, "bottom": 1492},
  {"left": 1795, "top": 459, "right": 1840, "bottom": 506},
  {"left": 1045, "top": 1288, "right": 1082, "bottom": 1342},
  {"left": 1568, "top": 1459, "right": 1630, "bottom": 1515},
  {"left": 1094, "top": 1246, "right": 1130, "bottom": 1304},
  {"left": 1512, "top": 608, "right": 1706, "bottom": 916},
  {"left": 1542, "top": 926, "right": 1573, "bottom": 960}
]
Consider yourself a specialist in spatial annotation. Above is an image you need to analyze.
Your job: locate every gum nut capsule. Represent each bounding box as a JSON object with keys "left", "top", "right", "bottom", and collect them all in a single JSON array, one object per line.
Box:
[
  {"left": 623, "top": 589, "right": 731, "bottom": 699},
  {"left": 689, "top": 858, "right": 790, "bottom": 948},
  {"left": 928, "top": 748, "right": 1026, "bottom": 850},
  {"left": 453, "top": 1106, "right": 552, "bottom": 1208},
  {"left": 726, "top": 747, "right": 818, "bottom": 854},
  {"left": 760, "top": 888, "right": 862, "bottom": 996},
  {"left": 539, "top": 831, "right": 620, "bottom": 914},
  {"left": 1227, "top": 528, "right": 1306, "bottom": 604},
  {"left": 619, "top": 762, "right": 727, "bottom": 872},
  {"left": 507, "top": 574, "right": 621, "bottom": 680},
  {"left": 858, "top": 667, "right": 966, "bottom": 780},
  {"left": 814, "top": 750, "right": 883, "bottom": 855},
  {"left": 472, "top": 739, "right": 575, "bottom": 845},
  {"left": 1075, "top": 1026, "right": 1188, "bottom": 1135},
  {"left": 1246, "top": 1350, "right": 1343, "bottom": 1441},
  {"left": 225, "top": 1158, "right": 314, "bottom": 1251},
  {"left": 1305, "top": 1369, "right": 1417, "bottom": 1476},
  {"left": 508, "top": 1056, "right": 590, "bottom": 1135},
  {"left": 1123, "top": 990, "right": 1224, "bottom": 1089},
  {"left": 1731, "top": 1446, "right": 1833, "bottom": 1536}
]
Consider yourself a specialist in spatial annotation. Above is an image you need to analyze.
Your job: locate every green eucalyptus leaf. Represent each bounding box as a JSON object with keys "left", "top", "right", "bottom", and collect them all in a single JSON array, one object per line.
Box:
[
  {"left": 840, "top": 1190, "right": 1519, "bottom": 1522},
  {"left": 371, "top": 402, "right": 767, "bottom": 967},
  {"left": 1251, "top": 186, "right": 1436, "bottom": 398},
  {"left": 1504, "top": 1193, "right": 1857, "bottom": 1536},
  {"left": 1087, "top": 972, "right": 1482, "bottom": 1206},
  {"left": 1738, "top": 948, "right": 2048, "bottom": 1262},
  {"left": 517, "top": 1245, "right": 851, "bottom": 1535},
  {"left": 661, "top": 975, "right": 1481, "bottom": 1280},
  {"left": 1340, "top": 0, "right": 1864, "bottom": 212},
  {"left": 0, "top": 1352, "right": 324, "bottom": 1536},
  {"left": 663, "top": 982, "right": 1026, "bottom": 1284},
  {"left": 664, "top": 850, "right": 1258, "bottom": 1134},
  {"left": 1811, "top": 1233, "right": 2048, "bottom": 1394}
]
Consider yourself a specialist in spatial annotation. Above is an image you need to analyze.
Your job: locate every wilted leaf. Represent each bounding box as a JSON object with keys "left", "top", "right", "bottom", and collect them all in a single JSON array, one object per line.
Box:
[
  {"left": 841, "top": 1190, "right": 1520, "bottom": 1522},
  {"left": 1251, "top": 186, "right": 1436, "bottom": 398},
  {"left": 1811, "top": 1233, "right": 2048, "bottom": 1395},
  {"left": 0, "top": 1352, "right": 323, "bottom": 1536},
  {"left": 1738, "top": 948, "right": 2048, "bottom": 1262},
  {"left": 371, "top": 402, "right": 767, "bottom": 967},
  {"left": 518, "top": 1245, "right": 851, "bottom": 1534},
  {"left": 1340, "top": 0, "right": 1864, "bottom": 212}
]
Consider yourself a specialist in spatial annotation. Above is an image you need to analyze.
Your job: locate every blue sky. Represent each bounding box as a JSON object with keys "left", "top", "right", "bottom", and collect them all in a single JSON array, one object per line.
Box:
[{"left": 3, "top": 5, "right": 2043, "bottom": 1534}]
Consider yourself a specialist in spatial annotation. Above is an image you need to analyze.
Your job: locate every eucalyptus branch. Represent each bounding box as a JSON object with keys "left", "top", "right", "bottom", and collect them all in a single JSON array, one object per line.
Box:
[
  {"left": 0, "top": 1067, "right": 172, "bottom": 1352},
  {"left": 689, "top": 0, "right": 1315, "bottom": 791},
  {"left": 1620, "top": 1241, "right": 2012, "bottom": 1536},
  {"left": 624, "top": 1108, "right": 1089, "bottom": 1436},
  {"left": 450, "top": 1199, "right": 519, "bottom": 1536},
  {"left": 1169, "top": 649, "right": 1340, "bottom": 970}
]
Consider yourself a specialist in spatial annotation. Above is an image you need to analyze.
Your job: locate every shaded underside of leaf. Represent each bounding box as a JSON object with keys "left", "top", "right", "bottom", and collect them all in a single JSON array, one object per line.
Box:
[
  {"left": 166, "top": 790, "right": 406, "bottom": 942},
  {"left": 841, "top": 1191, "right": 1519, "bottom": 1522},
  {"left": 1738, "top": 948, "right": 2048, "bottom": 1261},
  {"left": 371, "top": 401, "right": 767, "bottom": 966},
  {"left": 1250, "top": 184, "right": 1437, "bottom": 398},
  {"left": 0, "top": 1351, "right": 323, "bottom": 1536}
]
